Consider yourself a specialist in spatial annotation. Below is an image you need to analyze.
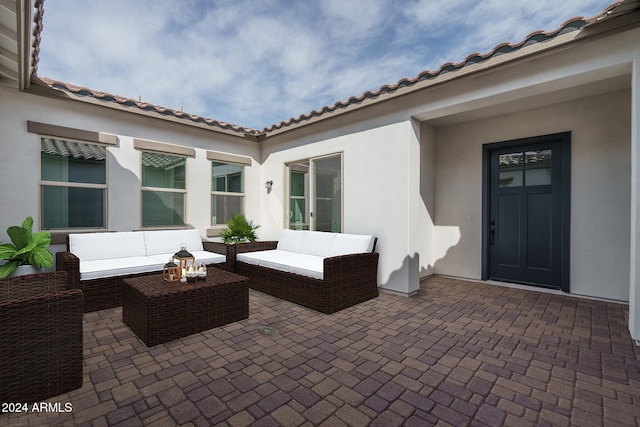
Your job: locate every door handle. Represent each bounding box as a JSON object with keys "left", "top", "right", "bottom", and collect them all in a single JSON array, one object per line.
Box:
[{"left": 490, "top": 220, "right": 496, "bottom": 245}]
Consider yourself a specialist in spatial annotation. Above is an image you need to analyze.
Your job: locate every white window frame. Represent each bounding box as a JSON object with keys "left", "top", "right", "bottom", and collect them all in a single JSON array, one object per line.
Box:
[
  {"left": 285, "top": 152, "right": 343, "bottom": 232},
  {"left": 38, "top": 136, "right": 108, "bottom": 231},
  {"left": 210, "top": 161, "right": 245, "bottom": 226},
  {"left": 140, "top": 151, "right": 187, "bottom": 228}
]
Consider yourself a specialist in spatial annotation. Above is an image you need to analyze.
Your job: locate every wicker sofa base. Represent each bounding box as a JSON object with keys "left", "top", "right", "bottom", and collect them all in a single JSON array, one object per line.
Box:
[
  {"left": 57, "top": 241, "right": 233, "bottom": 312},
  {"left": 235, "top": 254, "right": 379, "bottom": 314}
]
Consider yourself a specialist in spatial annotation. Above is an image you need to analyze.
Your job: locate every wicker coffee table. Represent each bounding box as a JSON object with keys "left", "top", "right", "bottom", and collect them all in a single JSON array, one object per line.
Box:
[{"left": 122, "top": 267, "right": 248, "bottom": 346}]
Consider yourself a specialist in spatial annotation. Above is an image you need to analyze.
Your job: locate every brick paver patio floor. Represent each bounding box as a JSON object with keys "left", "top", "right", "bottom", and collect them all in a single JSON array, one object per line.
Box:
[{"left": 2, "top": 276, "right": 640, "bottom": 426}]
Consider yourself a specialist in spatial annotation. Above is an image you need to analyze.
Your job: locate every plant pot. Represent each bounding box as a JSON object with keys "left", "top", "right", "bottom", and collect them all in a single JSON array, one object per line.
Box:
[{"left": 10, "top": 265, "right": 44, "bottom": 277}]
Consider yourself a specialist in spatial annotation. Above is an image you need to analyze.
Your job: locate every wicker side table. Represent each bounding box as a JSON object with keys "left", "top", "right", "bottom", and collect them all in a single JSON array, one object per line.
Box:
[{"left": 122, "top": 267, "right": 248, "bottom": 346}]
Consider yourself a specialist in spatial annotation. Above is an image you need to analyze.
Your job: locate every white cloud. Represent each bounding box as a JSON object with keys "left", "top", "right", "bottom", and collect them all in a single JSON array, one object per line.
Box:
[{"left": 37, "top": 0, "right": 615, "bottom": 130}]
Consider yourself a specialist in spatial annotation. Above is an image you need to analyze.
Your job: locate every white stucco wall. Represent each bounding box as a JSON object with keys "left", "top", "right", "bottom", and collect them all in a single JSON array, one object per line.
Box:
[
  {"left": 431, "top": 89, "right": 631, "bottom": 302},
  {"left": 0, "top": 86, "right": 261, "bottom": 246},
  {"left": 260, "top": 119, "right": 424, "bottom": 296}
]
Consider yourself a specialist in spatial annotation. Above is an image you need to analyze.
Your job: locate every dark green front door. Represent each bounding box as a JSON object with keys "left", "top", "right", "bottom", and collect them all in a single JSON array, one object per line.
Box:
[{"left": 483, "top": 133, "right": 570, "bottom": 291}]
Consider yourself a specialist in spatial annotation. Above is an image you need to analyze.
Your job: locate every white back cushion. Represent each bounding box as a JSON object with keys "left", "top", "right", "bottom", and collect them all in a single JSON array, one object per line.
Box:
[
  {"left": 328, "top": 234, "right": 375, "bottom": 257},
  {"left": 69, "top": 232, "right": 147, "bottom": 261},
  {"left": 276, "top": 229, "right": 307, "bottom": 253},
  {"left": 143, "top": 229, "right": 204, "bottom": 256},
  {"left": 299, "top": 231, "right": 337, "bottom": 257}
]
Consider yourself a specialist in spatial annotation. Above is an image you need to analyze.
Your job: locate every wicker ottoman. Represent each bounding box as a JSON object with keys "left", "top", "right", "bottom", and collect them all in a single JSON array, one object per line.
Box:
[{"left": 122, "top": 267, "right": 248, "bottom": 346}]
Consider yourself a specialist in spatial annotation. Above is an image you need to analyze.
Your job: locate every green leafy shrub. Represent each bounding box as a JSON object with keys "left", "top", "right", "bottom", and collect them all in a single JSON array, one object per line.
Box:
[
  {"left": 0, "top": 216, "right": 53, "bottom": 278},
  {"left": 220, "top": 214, "right": 260, "bottom": 244}
]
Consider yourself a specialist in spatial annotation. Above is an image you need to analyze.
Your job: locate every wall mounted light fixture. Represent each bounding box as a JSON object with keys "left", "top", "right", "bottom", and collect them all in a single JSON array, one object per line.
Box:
[{"left": 265, "top": 180, "right": 273, "bottom": 192}]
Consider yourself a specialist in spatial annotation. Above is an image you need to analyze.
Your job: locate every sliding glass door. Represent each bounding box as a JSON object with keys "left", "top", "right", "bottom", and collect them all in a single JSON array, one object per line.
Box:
[
  {"left": 313, "top": 155, "right": 342, "bottom": 232},
  {"left": 287, "top": 154, "right": 342, "bottom": 232}
]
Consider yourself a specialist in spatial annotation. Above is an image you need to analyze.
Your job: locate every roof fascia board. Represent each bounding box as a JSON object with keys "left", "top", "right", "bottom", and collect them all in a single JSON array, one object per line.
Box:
[
  {"left": 25, "top": 78, "right": 257, "bottom": 142},
  {"left": 261, "top": 31, "right": 582, "bottom": 138}
]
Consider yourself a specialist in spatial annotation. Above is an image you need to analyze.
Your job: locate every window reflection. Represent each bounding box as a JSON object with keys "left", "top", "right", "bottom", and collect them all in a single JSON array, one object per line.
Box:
[
  {"left": 525, "top": 150, "right": 552, "bottom": 186},
  {"left": 499, "top": 153, "right": 523, "bottom": 187},
  {"left": 499, "top": 150, "right": 552, "bottom": 187}
]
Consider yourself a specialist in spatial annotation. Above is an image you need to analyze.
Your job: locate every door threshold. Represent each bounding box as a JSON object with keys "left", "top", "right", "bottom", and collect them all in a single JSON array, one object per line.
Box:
[{"left": 432, "top": 274, "right": 628, "bottom": 305}]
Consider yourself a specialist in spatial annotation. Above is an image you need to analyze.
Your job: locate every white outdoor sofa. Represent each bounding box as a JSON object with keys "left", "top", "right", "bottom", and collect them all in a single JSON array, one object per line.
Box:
[
  {"left": 56, "top": 229, "right": 228, "bottom": 312},
  {"left": 234, "top": 229, "right": 379, "bottom": 313}
]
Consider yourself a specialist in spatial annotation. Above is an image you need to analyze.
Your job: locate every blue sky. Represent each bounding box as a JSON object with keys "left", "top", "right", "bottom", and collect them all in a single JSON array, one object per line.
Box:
[{"left": 38, "top": 0, "right": 615, "bottom": 130}]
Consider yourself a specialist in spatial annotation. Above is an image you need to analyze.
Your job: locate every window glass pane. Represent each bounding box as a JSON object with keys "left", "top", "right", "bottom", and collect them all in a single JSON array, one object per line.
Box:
[
  {"left": 214, "top": 176, "right": 226, "bottom": 192},
  {"left": 41, "top": 139, "right": 106, "bottom": 184},
  {"left": 212, "top": 162, "right": 244, "bottom": 193},
  {"left": 313, "top": 155, "right": 341, "bottom": 232},
  {"left": 289, "top": 198, "right": 307, "bottom": 230},
  {"left": 42, "top": 186, "right": 104, "bottom": 229},
  {"left": 290, "top": 171, "right": 305, "bottom": 197},
  {"left": 228, "top": 173, "right": 242, "bottom": 193},
  {"left": 142, "top": 152, "right": 186, "bottom": 189},
  {"left": 211, "top": 194, "right": 243, "bottom": 225},
  {"left": 525, "top": 149, "right": 552, "bottom": 186},
  {"left": 288, "top": 164, "right": 309, "bottom": 230},
  {"left": 499, "top": 152, "right": 523, "bottom": 187},
  {"left": 142, "top": 190, "right": 185, "bottom": 227}
]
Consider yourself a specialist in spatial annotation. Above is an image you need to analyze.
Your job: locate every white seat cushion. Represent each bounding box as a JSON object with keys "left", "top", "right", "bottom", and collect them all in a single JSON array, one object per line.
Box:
[
  {"left": 237, "top": 249, "right": 299, "bottom": 270},
  {"left": 299, "top": 231, "right": 336, "bottom": 257},
  {"left": 290, "top": 254, "right": 325, "bottom": 279},
  {"left": 69, "top": 232, "right": 147, "bottom": 261},
  {"left": 237, "top": 250, "right": 324, "bottom": 280},
  {"left": 149, "top": 251, "right": 225, "bottom": 266},
  {"left": 276, "top": 229, "right": 307, "bottom": 253},
  {"left": 80, "top": 256, "right": 164, "bottom": 280},
  {"left": 143, "top": 229, "right": 204, "bottom": 256},
  {"left": 328, "top": 234, "right": 375, "bottom": 257}
]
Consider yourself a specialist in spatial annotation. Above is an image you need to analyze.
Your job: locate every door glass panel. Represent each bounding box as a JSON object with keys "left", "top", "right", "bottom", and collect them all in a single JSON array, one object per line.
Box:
[
  {"left": 499, "top": 153, "right": 523, "bottom": 187},
  {"left": 289, "top": 164, "right": 309, "bottom": 230},
  {"left": 290, "top": 199, "right": 307, "bottom": 230},
  {"left": 525, "top": 149, "right": 552, "bottom": 186},
  {"left": 313, "top": 155, "right": 342, "bottom": 232}
]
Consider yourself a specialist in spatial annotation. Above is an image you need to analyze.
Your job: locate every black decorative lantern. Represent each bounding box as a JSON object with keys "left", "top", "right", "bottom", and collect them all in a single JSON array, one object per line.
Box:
[
  {"left": 173, "top": 243, "right": 195, "bottom": 280},
  {"left": 163, "top": 260, "right": 179, "bottom": 282}
]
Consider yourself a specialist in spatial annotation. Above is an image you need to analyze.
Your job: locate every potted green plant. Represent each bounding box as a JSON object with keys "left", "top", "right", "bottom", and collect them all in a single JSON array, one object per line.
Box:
[
  {"left": 220, "top": 213, "right": 260, "bottom": 244},
  {"left": 0, "top": 216, "right": 54, "bottom": 278}
]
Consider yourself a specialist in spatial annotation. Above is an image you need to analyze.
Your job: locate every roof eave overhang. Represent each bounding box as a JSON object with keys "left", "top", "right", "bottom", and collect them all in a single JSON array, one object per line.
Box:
[
  {"left": 261, "top": 34, "right": 581, "bottom": 138},
  {"left": 262, "top": 7, "right": 640, "bottom": 138},
  {"left": 25, "top": 77, "right": 262, "bottom": 141}
]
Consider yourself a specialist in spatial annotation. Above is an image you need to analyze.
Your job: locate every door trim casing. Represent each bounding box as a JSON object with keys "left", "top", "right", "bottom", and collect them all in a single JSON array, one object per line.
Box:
[{"left": 481, "top": 132, "right": 571, "bottom": 292}]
